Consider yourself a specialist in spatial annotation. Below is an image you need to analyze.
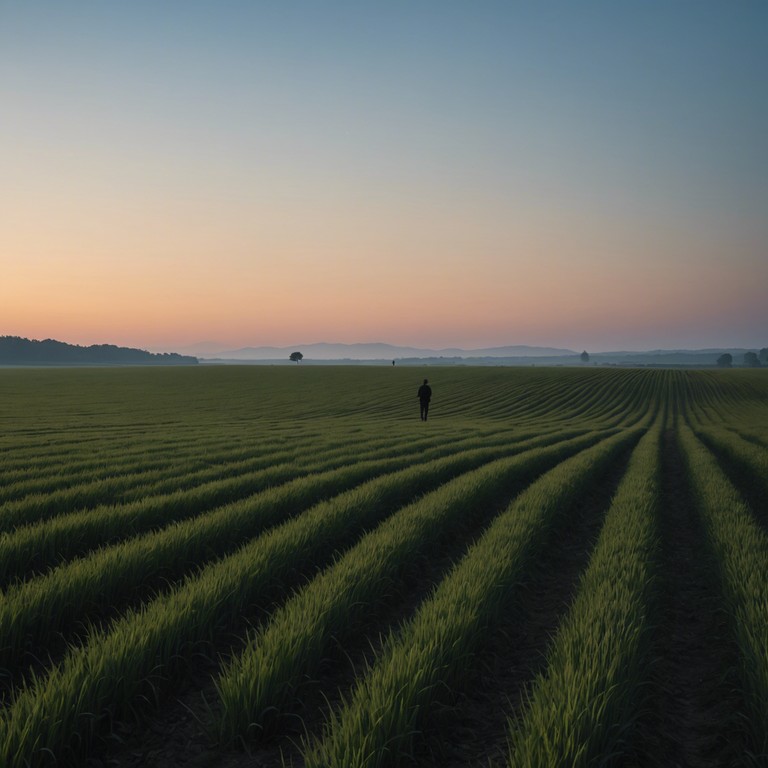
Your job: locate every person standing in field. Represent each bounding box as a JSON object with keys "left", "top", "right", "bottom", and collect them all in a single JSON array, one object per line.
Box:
[{"left": 417, "top": 378, "right": 432, "bottom": 421}]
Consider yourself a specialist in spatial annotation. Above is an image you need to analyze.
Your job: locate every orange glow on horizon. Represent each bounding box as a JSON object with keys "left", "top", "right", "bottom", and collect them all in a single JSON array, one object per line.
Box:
[{"left": 3, "top": 195, "right": 765, "bottom": 353}]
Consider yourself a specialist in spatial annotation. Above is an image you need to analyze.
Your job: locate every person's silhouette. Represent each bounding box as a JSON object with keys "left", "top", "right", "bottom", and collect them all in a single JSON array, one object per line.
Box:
[{"left": 417, "top": 378, "right": 432, "bottom": 421}]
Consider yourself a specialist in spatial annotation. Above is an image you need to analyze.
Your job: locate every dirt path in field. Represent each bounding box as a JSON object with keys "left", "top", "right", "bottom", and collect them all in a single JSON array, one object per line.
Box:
[
  {"left": 410, "top": 441, "right": 637, "bottom": 768},
  {"left": 625, "top": 428, "right": 754, "bottom": 767}
]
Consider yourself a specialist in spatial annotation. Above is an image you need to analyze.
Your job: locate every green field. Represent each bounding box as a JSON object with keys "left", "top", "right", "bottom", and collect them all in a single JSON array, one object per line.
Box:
[{"left": 1, "top": 366, "right": 767, "bottom": 767}]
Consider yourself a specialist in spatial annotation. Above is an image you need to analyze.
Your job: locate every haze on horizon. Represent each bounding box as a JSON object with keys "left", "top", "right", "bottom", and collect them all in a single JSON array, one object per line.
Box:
[{"left": 2, "top": 2, "right": 766, "bottom": 355}]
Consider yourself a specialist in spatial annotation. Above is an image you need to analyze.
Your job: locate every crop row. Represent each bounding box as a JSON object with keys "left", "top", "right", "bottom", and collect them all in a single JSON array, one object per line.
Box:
[
  {"left": 0, "top": 366, "right": 661, "bottom": 505},
  {"left": 301, "top": 427, "right": 643, "bottom": 767},
  {"left": 505, "top": 419, "right": 661, "bottom": 765},
  {"left": 0, "top": 427, "right": 457, "bottom": 531},
  {"left": 0, "top": 424, "right": 553, "bottom": 588},
  {"left": 0, "top": 427, "right": 619, "bottom": 767},
  {"left": 295, "top": 383, "right": 768, "bottom": 767},
  {"left": 212, "top": 427, "right": 634, "bottom": 744},
  {"left": 0, "top": 427, "right": 590, "bottom": 678},
  {"left": 2, "top": 367, "right": 766, "bottom": 767},
  {"left": 677, "top": 419, "right": 768, "bottom": 756},
  {"left": 304, "top": 432, "right": 639, "bottom": 768}
]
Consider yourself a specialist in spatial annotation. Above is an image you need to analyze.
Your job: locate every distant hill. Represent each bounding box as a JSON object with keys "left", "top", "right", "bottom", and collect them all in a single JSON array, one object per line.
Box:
[
  {"left": 196, "top": 341, "right": 766, "bottom": 367},
  {"left": 206, "top": 342, "right": 577, "bottom": 361},
  {"left": 588, "top": 348, "right": 764, "bottom": 367},
  {"left": 0, "top": 336, "right": 198, "bottom": 366}
]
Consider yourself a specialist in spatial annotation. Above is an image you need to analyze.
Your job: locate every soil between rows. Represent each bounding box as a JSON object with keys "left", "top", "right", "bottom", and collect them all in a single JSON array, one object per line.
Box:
[
  {"left": 89, "top": 453, "right": 557, "bottom": 768},
  {"left": 695, "top": 429, "right": 768, "bottom": 532},
  {"left": 412, "top": 438, "right": 636, "bottom": 767},
  {"left": 46, "top": 425, "right": 763, "bottom": 768},
  {"left": 83, "top": 434, "right": 640, "bottom": 768},
  {"left": 625, "top": 428, "right": 755, "bottom": 767}
]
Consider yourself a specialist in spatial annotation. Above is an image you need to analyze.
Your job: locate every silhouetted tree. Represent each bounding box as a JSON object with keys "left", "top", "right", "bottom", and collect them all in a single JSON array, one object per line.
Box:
[
  {"left": 289, "top": 351, "right": 303, "bottom": 363},
  {"left": 580, "top": 350, "right": 590, "bottom": 363},
  {"left": 716, "top": 353, "right": 732, "bottom": 368},
  {"left": 760, "top": 348, "right": 768, "bottom": 364},
  {"left": 744, "top": 351, "right": 761, "bottom": 367}
]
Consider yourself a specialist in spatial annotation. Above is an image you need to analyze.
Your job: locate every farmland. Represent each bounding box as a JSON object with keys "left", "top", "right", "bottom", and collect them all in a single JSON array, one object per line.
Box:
[{"left": 1, "top": 365, "right": 767, "bottom": 767}]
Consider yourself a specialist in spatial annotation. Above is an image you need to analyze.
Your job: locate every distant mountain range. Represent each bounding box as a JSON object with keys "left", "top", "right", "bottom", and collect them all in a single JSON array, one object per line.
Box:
[
  {"left": 4, "top": 336, "right": 763, "bottom": 368},
  {"left": 0, "top": 336, "right": 198, "bottom": 365},
  {"left": 189, "top": 342, "right": 766, "bottom": 367},
  {"left": 194, "top": 342, "right": 578, "bottom": 360}
]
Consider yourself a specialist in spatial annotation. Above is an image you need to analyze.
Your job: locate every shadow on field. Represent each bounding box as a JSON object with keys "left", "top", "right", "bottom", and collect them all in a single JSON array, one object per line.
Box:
[{"left": 625, "top": 428, "right": 755, "bottom": 767}]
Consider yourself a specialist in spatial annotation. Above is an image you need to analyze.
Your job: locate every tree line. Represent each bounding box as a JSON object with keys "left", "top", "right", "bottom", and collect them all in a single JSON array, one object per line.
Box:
[
  {"left": 0, "top": 337, "right": 198, "bottom": 365},
  {"left": 717, "top": 349, "right": 768, "bottom": 368}
]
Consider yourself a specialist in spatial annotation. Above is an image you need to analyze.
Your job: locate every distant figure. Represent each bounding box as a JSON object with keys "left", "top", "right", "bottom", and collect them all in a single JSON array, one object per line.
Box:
[
  {"left": 392, "top": 360, "right": 395, "bottom": 366},
  {"left": 417, "top": 378, "right": 432, "bottom": 421}
]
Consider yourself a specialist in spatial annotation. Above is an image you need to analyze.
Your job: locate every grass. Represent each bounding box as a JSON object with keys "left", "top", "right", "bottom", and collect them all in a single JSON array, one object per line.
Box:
[{"left": 0, "top": 365, "right": 766, "bottom": 766}]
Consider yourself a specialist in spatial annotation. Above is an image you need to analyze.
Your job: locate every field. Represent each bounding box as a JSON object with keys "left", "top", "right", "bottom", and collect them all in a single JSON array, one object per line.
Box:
[{"left": 1, "top": 365, "right": 767, "bottom": 767}]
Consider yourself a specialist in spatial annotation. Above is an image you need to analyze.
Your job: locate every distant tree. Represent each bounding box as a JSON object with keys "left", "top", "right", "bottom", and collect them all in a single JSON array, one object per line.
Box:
[
  {"left": 716, "top": 353, "right": 732, "bottom": 368},
  {"left": 580, "top": 350, "right": 590, "bottom": 363},
  {"left": 760, "top": 348, "right": 768, "bottom": 364},
  {"left": 744, "top": 351, "right": 761, "bottom": 368},
  {"left": 289, "top": 351, "right": 303, "bottom": 363}
]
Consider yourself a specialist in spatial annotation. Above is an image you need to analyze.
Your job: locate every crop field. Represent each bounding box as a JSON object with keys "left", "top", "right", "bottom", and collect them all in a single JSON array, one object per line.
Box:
[{"left": 1, "top": 365, "right": 767, "bottom": 767}]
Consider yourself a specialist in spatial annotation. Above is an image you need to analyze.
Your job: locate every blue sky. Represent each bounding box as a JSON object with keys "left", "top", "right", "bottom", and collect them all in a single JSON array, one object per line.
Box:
[{"left": 2, "top": 1, "right": 766, "bottom": 351}]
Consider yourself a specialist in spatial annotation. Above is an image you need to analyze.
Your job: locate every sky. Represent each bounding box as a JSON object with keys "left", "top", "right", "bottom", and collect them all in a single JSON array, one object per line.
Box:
[{"left": 2, "top": 1, "right": 767, "bottom": 353}]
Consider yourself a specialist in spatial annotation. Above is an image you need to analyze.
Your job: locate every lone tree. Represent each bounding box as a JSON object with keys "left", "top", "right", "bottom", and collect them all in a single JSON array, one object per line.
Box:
[
  {"left": 716, "top": 353, "right": 732, "bottom": 368},
  {"left": 580, "top": 350, "right": 590, "bottom": 363},
  {"left": 744, "top": 351, "right": 761, "bottom": 367},
  {"left": 289, "top": 351, "right": 303, "bottom": 364}
]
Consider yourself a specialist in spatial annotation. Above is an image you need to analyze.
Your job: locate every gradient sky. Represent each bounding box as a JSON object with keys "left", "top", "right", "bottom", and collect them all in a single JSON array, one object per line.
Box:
[{"left": 2, "top": 1, "right": 767, "bottom": 352}]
